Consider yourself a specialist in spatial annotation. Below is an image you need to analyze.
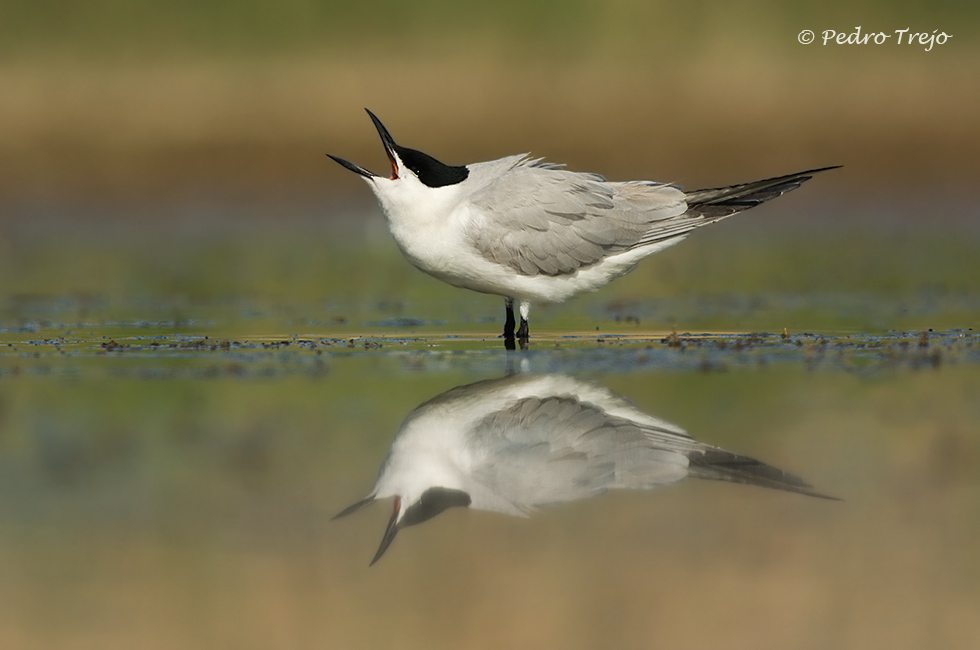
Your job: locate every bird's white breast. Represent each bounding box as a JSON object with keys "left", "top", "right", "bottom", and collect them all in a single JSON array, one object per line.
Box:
[{"left": 369, "top": 176, "right": 474, "bottom": 277}]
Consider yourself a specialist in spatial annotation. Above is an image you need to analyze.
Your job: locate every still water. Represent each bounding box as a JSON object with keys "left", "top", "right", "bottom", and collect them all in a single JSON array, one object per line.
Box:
[
  {"left": 1, "top": 208, "right": 979, "bottom": 649},
  {"left": 1, "top": 323, "right": 978, "bottom": 650}
]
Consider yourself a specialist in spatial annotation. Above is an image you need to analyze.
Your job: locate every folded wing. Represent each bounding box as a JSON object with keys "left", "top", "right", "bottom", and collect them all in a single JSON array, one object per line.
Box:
[
  {"left": 464, "top": 160, "right": 839, "bottom": 277},
  {"left": 464, "top": 159, "right": 688, "bottom": 276}
]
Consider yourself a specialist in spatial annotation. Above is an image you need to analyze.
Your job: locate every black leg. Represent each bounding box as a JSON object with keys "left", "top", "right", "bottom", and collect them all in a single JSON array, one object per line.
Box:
[
  {"left": 503, "top": 299, "right": 516, "bottom": 351},
  {"left": 517, "top": 317, "right": 529, "bottom": 351}
]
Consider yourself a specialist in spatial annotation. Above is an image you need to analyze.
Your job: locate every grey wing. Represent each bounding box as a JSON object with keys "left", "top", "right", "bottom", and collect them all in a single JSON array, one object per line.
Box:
[
  {"left": 464, "top": 161, "right": 691, "bottom": 276},
  {"left": 467, "top": 396, "right": 693, "bottom": 512}
]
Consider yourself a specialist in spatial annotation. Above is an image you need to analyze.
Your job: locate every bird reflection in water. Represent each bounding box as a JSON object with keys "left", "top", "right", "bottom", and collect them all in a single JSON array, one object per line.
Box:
[{"left": 335, "top": 374, "right": 836, "bottom": 565}]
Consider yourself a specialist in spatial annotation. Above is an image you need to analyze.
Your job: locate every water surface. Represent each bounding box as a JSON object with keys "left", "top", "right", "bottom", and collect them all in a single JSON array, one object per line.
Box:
[{"left": 1, "top": 206, "right": 978, "bottom": 649}]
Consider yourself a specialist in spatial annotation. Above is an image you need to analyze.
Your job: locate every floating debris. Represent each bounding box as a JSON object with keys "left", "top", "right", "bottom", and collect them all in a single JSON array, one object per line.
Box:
[{"left": 1, "top": 318, "right": 975, "bottom": 381}]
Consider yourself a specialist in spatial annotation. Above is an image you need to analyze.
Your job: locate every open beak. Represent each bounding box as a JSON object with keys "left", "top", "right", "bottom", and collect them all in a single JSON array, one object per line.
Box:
[
  {"left": 332, "top": 494, "right": 377, "bottom": 520},
  {"left": 327, "top": 154, "right": 378, "bottom": 179},
  {"left": 370, "top": 496, "right": 402, "bottom": 566},
  {"left": 332, "top": 493, "right": 402, "bottom": 566},
  {"left": 365, "top": 109, "right": 400, "bottom": 180},
  {"left": 327, "top": 108, "right": 401, "bottom": 181}
]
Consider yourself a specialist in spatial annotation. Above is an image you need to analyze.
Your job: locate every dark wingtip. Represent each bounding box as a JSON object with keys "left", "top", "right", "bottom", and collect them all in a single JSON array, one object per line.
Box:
[
  {"left": 801, "top": 164, "right": 843, "bottom": 173},
  {"left": 807, "top": 490, "right": 844, "bottom": 501},
  {"left": 794, "top": 164, "right": 843, "bottom": 180}
]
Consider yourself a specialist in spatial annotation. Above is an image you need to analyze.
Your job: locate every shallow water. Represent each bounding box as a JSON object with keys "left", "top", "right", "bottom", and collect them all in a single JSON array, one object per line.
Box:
[{"left": 1, "top": 206, "right": 979, "bottom": 649}]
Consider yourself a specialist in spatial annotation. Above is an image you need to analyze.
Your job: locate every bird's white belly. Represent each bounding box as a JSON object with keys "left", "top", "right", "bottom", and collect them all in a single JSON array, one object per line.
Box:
[{"left": 388, "top": 213, "right": 682, "bottom": 304}]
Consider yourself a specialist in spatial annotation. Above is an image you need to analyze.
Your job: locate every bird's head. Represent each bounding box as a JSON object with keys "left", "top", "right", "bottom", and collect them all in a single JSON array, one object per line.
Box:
[
  {"left": 333, "top": 485, "right": 471, "bottom": 566},
  {"left": 328, "top": 109, "right": 469, "bottom": 192}
]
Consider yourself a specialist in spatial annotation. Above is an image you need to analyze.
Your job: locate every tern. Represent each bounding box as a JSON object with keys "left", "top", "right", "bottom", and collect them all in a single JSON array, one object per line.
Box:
[
  {"left": 334, "top": 373, "right": 836, "bottom": 565},
  {"left": 329, "top": 110, "right": 839, "bottom": 349}
]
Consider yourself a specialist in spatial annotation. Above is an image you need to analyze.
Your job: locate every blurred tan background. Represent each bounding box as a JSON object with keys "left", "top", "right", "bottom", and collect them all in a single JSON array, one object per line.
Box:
[{"left": 1, "top": 0, "right": 977, "bottom": 208}]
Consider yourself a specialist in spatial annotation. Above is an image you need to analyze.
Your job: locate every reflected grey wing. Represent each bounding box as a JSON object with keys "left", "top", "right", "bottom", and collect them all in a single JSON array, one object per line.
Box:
[
  {"left": 464, "top": 163, "right": 689, "bottom": 276},
  {"left": 467, "top": 396, "right": 692, "bottom": 512},
  {"left": 466, "top": 392, "right": 838, "bottom": 511}
]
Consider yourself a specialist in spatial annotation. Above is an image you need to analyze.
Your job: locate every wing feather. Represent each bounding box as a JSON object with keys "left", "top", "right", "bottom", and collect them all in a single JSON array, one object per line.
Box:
[{"left": 464, "top": 159, "right": 688, "bottom": 276}]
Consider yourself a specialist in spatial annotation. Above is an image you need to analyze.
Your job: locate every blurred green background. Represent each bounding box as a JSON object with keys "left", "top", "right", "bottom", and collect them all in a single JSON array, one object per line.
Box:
[
  {"left": 1, "top": 2, "right": 979, "bottom": 649},
  {"left": 1, "top": 0, "right": 978, "bottom": 203}
]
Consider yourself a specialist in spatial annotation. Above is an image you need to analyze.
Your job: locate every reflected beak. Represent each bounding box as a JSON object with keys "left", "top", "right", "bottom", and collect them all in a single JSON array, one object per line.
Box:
[
  {"left": 370, "top": 496, "right": 402, "bottom": 566},
  {"left": 365, "top": 109, "right": 400, "bottom": 180},
  {"left": 332, "top": 494, "right": 377, "bottom": 520},
  {"left": 332, "top": 493, "right": 402, "bottom": 566}
]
